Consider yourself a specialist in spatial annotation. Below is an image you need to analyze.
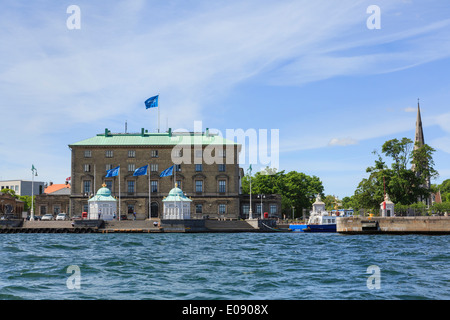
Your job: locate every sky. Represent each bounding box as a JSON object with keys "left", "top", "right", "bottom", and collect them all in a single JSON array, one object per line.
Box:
[{"left": 1, "top": 0, "right": 450, "bottom": 199}]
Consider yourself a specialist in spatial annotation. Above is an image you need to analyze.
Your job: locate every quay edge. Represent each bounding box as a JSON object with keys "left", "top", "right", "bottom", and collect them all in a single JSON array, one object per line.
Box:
[
  {"left": 0, "top": 219, "right": 281, "bottom": 233},
  {"left": 337, "top": 216, "right": 450, "bottom": 235}
]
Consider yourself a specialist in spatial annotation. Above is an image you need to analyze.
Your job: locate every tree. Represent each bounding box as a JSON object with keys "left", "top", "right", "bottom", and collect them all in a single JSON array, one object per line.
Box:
[
  {"left": 242, "top": 168, "right": 324, "bottom": 217},
  {"left": 354, "top": 137, "right": 438, "bottom": 207}
]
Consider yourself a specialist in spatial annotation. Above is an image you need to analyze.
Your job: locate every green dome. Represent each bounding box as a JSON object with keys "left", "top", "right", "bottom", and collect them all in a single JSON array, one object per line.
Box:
[
  {"left": 88, "top": 184, "right": 116, "bottom": 202},
  {"left": 96, "top": 186, "right": 112, "bottom": 197},
  {"left": 168, "top": 186, "right": 184, "bottom": 197},
  {"left": 163, "top": 184, "right": 192, "bottom": 202}
]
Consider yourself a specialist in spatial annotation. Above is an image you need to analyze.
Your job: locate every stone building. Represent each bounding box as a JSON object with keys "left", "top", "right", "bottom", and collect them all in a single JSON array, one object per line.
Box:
[
  {"left": 0, "top": 191, "right": 25, "bottom": 218},
  {"left": 35, "top": 181, "right": 71, "bottom": 216},
  {"left": 68, "top": 127, "right": 259, "bottom": 220}
]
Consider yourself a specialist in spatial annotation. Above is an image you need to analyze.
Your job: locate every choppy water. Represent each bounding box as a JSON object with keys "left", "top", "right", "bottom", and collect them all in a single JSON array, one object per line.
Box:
[{"left": 0, "top": 233, "right": 449, "bottom": 300}]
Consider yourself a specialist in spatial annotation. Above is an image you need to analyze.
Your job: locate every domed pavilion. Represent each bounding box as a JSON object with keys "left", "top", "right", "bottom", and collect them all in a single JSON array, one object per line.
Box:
[
  {"left": 88, "top": 184, "right": 117, "bottom": 220},
  {"left": 162, "top": 184, "right": 192, "bottom": 220}
]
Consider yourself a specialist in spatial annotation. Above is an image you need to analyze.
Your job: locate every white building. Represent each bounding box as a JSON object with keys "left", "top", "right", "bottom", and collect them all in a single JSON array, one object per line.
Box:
[
  {"left": 88, "top": 184, "right": 117, "bottom": 220},
  {"left": 162, "top": 184, "right": 192, "bottom": 220},
  {"left": 0, "top": 180, "right": 45, "bottom": 196},
  {"left": 380, "top": 193, "right": 395, "bottom": 217}
]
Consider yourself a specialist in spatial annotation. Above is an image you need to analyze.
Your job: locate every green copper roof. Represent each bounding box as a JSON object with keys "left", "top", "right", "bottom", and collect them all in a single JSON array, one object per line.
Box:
[
  {"left": 88, "top": 186, "right": 117, "bottom": 202},
  {"left": 163, "top": 186, "right": 192, "bottom": 202},
  {"left": 69, "top": 128, "right": 239, "bottom": 147}
]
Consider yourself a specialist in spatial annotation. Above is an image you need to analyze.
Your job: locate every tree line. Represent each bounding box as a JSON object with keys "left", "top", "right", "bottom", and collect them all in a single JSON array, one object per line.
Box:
[{"left": 242, "top": 137, "right": 449, "bottom": 217}]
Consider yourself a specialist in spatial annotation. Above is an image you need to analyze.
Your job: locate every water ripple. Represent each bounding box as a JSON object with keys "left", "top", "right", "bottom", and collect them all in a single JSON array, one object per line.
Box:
[{"left": 0, "top": 233, "right": 449, "bottom": 299}]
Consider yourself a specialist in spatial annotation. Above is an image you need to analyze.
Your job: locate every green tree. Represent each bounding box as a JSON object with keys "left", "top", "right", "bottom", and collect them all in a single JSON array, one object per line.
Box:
[
  {"left": 242, "top": 168, "right": 324, "bottom": 217},
  {"left": 354, "top": 137, "right": 438, "bottom": 207}
]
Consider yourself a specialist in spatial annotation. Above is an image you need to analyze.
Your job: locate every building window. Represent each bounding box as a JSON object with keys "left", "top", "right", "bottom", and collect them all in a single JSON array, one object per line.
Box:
[
  {"left": 219, "top": 204, "right": 226, "bottom": 214},
  {"left": 151, "top": 164, "right": 158, "bottom": 172},
  {"left": 127, "top": 204, "right": 135, "bottom": 214},
  {"left": 151, "top": 181, "right": 158, "bottom": 193},
  {"left": 106, "top": 164, "right": 113, "bottom": 171},
  {"left": 53, "top": 205, "right": 61, "bottom": 215},
  {"left": 195, "top": 164, "right": 203, "bottom": 172},
  {"left": 84, "top": 164, "right": 91, "bottom": 172},
  {"left": 105, "top": 180, "right": 113, "bottom": 190},
  {"left": 128, "top": 150, "right": 136, "bottom": 158},
  {"left": 175, "top": 164, "right": 181, "bottom": 172},
  {"left": 270, "top": 205, "right": 277, "bottom": 215},
  {"left": 105, "top": 150, "right": 114, "bottom": 158},
  {"left": 195, "top": 180, "right": 203, "bottom": 192},
  {"left": 84, "top": 150, "right": 92, "bottom": 158},
  {"left": 128, "top": 163, "right": 135, "bottom": 172},
  {"left": 218, "top": 164, "right": 225, "bottom": 172},
  {"left": 219, "top": 180, "right": 226, "bottom": 193},
  {"left": 83, "top": 180, "right": 91, "bottom": 194},
  {"left": 151, "top": 150, "right": 158, "bottom": 158},
  {"left": 83, "top": 204, "right": 89, "bottom": 213},
  {"left": 242, "top": 205, "right": 249, "bottom": 216},
  {"left": 40, "top": 206, "right": 47, "bottom": 215},
  {"left": 196, "top": 204, "right": 203, "bottom": 214},
  {"left": 176, "top": 180, "right": 182, "bottom": 189},
  {"left": 127, "top": 180, "right": 135, "bottom": 193},
  {"left": 256, "top": 204, "right": 262, "bottom": 214}
]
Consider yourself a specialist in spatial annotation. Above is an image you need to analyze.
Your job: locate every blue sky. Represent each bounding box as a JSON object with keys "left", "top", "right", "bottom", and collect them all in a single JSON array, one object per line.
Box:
[{"left": 1, "top": 0, "right": 450, "bottom": 199}]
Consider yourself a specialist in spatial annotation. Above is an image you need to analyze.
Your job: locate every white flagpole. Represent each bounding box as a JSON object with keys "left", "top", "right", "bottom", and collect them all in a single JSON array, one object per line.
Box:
[
  {"left": 151, "top": 163, "right": 152, "bottom": 220},
  {"left": 158, "top": 98, "right": 160, "bottom": 133},
  {"left": 119, "top": 166, "right": 121, "bottom": 221}
]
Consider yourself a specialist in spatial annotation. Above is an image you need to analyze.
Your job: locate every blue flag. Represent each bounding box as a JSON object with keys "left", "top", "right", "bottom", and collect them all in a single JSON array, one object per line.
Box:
[
  {"left": 145, "top": 95, "right": 159, "bottom": 109},
  {"left": 133, "top": 165, "right": 148, "bottom": 176},
  {"left": 159, "top": 165, "right": 174, "bottom": 177},
  {"left": 106, "top": 166, "right": 120, "bottom": 177}
]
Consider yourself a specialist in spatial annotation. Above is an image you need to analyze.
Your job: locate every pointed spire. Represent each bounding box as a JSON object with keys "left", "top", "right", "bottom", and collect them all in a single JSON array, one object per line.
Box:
[{"left": 414, "top": 98, "right": 424, "bottom": 150}]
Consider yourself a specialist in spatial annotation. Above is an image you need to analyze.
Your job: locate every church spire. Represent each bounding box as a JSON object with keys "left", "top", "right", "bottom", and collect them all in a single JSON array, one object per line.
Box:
[{"left": 414, "top": 98, "right": 425, "bottom": 150}]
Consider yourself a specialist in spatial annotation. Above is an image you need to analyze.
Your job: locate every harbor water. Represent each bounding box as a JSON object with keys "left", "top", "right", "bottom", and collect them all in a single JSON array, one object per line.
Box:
[{"left": 0, "top": 233, "right": 449, "bottom": 300}]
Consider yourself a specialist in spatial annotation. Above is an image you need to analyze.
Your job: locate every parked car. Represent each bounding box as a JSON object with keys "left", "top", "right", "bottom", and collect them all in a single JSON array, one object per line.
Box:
[
  {"left": 56, "top": 213, "right": 68, "bottom": 221},
  {"left": 41, "top": 214, "right": 54, "bottom": 221},
  {"left": 120, "top": 214, "right": 128, "bottom": 220},
  {"left": 1, "top": 214, "right": 15, "bottom": 220},
  {"left": 26, "top": 215, "right": 42, "bottom": 220}
]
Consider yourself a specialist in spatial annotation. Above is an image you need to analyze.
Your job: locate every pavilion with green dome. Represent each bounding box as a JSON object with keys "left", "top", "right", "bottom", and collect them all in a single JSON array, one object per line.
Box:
[
  {"left": 88, "top": 183, "right": 117, "bottom": 220},
  {"left": 162, "top": 184, "right": 192, "bottom": 220}
]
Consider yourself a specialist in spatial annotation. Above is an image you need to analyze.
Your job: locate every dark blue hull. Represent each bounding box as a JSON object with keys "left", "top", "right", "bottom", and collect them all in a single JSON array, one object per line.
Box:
[{"left": 289, "top": 224, "right": 336, "bottom": 233}]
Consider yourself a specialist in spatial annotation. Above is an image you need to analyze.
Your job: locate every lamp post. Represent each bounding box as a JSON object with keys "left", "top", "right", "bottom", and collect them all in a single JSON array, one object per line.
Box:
[
  {"left": 248, "top": 165, "right": 253, "bottom": 219},
  {"left": 257, "top": 194, "right": 265, "bottom": 219},
  {"left": 292, "top": 206, "right": 295, "bottom": 221},
  {"left": 30, "top": 165, "right": 38, "bottom": 221}
]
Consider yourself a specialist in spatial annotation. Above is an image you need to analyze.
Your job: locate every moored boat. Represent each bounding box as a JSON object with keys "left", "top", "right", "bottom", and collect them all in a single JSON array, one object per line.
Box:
[{"left": 289, "top": 195, "right": 352, "bottom": 233}]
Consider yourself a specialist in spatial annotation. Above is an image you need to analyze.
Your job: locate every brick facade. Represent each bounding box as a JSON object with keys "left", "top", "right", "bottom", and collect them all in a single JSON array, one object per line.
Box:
[{"left": 69, "top": 129, "right": 243, "bottom": 220}]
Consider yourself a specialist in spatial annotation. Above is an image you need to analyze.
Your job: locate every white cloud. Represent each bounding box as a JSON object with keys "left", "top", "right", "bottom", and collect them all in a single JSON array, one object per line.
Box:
[
  {"left": 328, "top": 137, "right": 359, "bottom": 147},
  {"left": 1, "top": 0, "right": 450, "bottom": 182}
]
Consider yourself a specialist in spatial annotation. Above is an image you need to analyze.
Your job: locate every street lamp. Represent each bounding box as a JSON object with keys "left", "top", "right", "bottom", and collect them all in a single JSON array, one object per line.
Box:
[
  {"left": 247, "top": 165, "right": 253, "bottom": 219},
  {"left": 257, "top": 194, "right": 265, "bottom": 219},
  {"left": 30, "top": 165, "right": 38, "bottom": 221}
]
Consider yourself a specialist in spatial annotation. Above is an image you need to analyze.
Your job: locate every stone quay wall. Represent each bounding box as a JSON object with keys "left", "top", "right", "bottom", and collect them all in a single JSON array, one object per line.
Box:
[{"left": 337, "top": 216, "right": 450, "bottom": 234}]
